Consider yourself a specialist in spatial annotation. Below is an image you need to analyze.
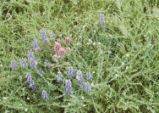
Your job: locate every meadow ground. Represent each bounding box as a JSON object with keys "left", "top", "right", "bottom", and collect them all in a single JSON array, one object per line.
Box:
[{"left": 0, "top": 0, "right": 159, "bottom": 113}]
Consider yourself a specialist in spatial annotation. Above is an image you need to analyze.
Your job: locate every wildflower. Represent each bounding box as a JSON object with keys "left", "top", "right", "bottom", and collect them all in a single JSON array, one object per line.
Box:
[
  {"left": 53, "top": 54, "right": 59, "bottom": 60},
  {"left": 57, "top": 40, "right": 61, "bottom": 43},
  {"left": 66, "top": 47, "right": 71, "bottom": 51},
  {"left": 50, "top": 64, "right": 54, "bottom": 68},
  {"left": 27, "top": 50, "right": 36, "bottom": 60},
  {"left": 19, "top": 58, "right": 27, "bottom": 68},
  {"left": 10, "top": 61, "right": 18, "bottom": 70},
  {"left": 26, "top": 73, "right": 36, "bottom": 91},
  {"left": 76, "top": 70, "right": 84, "bottom": 87},
  {"left": 40, "top": 28, "right": 47, "bottom": 40},
  {"left": 50, "top": 32, "right": 56, "bottom": 39},
  {"left": 39, "top": 69, "right": 44, "bottom": 77},
  {"left": 65, "top": 80, "right": 72, "bottom": 95},
  {"left": 43, "top": 39, "right": 50, "bottom": 45},
  {"left": 32, "top": 40, "right": 39, "bottom": 51},
  {"left": 6, "top": 13, "right": 11, "bottom": 19},
  {"left": 29, "top": 58, "right": 37, "bottom": 69},
  {"left": 100, "top": 14, "right": 106, "bottom": 31},
  {"left": 86, "top": 72, "right": 92, "bottom": 81},
  {"left": 58, "top": 48, "right": 65, "bottom": 56},
  {"left": 42, "top": 90, "right": 49, "bottom": 101},
  {"left": 57, "top": 71, "right": 63, "bottom": 82},
  {"left": 67, "top": 67, "right": 74, "bottom": 78},
  {"left": 54, "top": 42, "right": 61, "bottom": 52},
  {"left": 27, "top": 50, "right": 37, "bottom": 69},
  {"left": 84, "top": 82, "right": 91, "bottom": 93},
  {"left": 36, "top": 47, "right": 41, "bottom": 52},
  {"left": 65, "top": 37, "right": 71, "bottom": 44}
]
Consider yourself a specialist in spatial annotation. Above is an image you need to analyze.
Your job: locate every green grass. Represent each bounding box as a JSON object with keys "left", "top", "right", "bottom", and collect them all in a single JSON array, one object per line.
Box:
[{"left": 0, "top": 0, "right": 159, "bottom": 112}]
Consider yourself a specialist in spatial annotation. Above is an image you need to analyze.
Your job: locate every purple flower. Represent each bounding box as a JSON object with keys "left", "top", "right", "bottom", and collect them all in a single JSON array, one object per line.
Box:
[
  {"left": 19, "top": 58, "right": 27, "bottom": 68},
  {"left": 76, "top": 70, "right": 84, "bottom": 87},
  {"left": 42, "top": 90, "right": 49, "bottom": 101},
  {"left": 65, "top": 80, "right": 72, "bottom": 95},
  {"left": 44, "top": 60, "right": 51, "bottom": 67},
  {"left": 26, "top": 73, "right": 36, "bottom": 91},
  {"left": 43, "top": 39, "right": 50, "bottom": 45},
  {"left": 10, "top": 61, "right": 18, "bottom": 70},
  {"left": 40, "top": 28, "right": 47, "bottom": 40},
  {"left": 39, "top": 69, "right": 44, "bottom": 77},
  {"left": 100, "top": 14, "right": 106, "bottom": 31},
  {"left": 27, "top": 50, "right": 37, "bottom": 69},
  {"left": 57, "top": 71, "right": 63, "bottom": 82},
  {"left": 29, "top": 58, "right": 37, "bottom": 69},
  {"left": 84, "top": 82, "right": 91, "bottom": 93},
  {"left": 67, "top": 67, "right": 74, "bottom": 78},
  {"left": 32, "top": 40, "right": 39, "bottom": 51},
  {"left": 86, "top": 72, "right": 92, "bottom": 81},
  {"left": 50, "top": 32, "right": 56, "bottom": 39},
  {"left": 27, "top": 50, "right": 36, "bottom": 60}
]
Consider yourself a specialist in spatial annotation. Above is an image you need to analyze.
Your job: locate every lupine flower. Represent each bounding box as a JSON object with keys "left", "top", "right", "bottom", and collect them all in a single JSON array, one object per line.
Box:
[
  {"left": 84, "top": 82, "right": 91, "bottom": 93},
  {"left": 27, "top": 50, "right": 37, "bottom": 69},
  {"left": 54, "top": 42, "right": 61, "bottom": 52},
  {"left": 50, "top": 32, "right": 56, "bottom": 39},
  {"left": 86, "top": 72, "right": 92, "bottom": 81},
  {"left": 66, "top": 47, "right": 71, "bottom": 51},
  {"left": 44, "top": 60, "right": 51, "bottom": 67},
  {"left": 19, "top": 58, "right": 27, "bottom": 68},
  {"left": 43, "top": 39, "right": 50, "bottom": 45},
  {"left": 39, "top": 69, "right": 44, "bottom": 77},
  {"left": 10, "top": 61, "right": 18, "bottom": 70},
  {"left": 76, "top": 70, "right": 84, "bottom": 87},
  {"left": 26, "top": 73, "right": 36, "bottom": 91},
  {"left": 42, "top": 90, "right": 49, "bottom": 101},
  {"left": 32, "top": 40, "right": 39, "bottom": 51},
  {"left": 40, "top": 29, "right": 47, "bottom": 40},
  {"left": 65, "top": 80, "right": 72, "bottom": 95},
  {"left": 58, "top": 48, "right": 65, "bottom": 56},
  {"left": 53, "top": 54, "right": 59, "bottom": 60},
  {"left": 65, "top": 37, "right": 71, "bottom": 44},
  {"left": 57, "top": 71, "right": 63, "bottom": 82},
  {"left": 100, "top": 14, "right": 106, "bottom": 31},
  {"left": 67, "top": 67, "right": 74, "bottom": 78},
  {"left": 29, "top": 58, "right": 37, "bottom": 69},
  {"left": 27, "top": 50, "right": 36, "bottom": 60}
]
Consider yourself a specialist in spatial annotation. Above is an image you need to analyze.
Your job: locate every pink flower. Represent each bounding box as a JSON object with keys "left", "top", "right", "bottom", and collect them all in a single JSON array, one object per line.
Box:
[
  {"left": 54, "top": 42, "right": 61, "bottom": 51},
  {"left": 36, "top": 47, "right": 41, "bottom": 52},
  {"left": 66, "top": 47, "right": 71, "bottom": 51},
  {"left": 50, "top": 64, "right": 54, "bottom": 68},
  {"left": 7, "top": 13, "right": 11, "bottom": 19},
  {"left": 53, "top": 54, "right": 59, "bottom": 59},
  {"left": 65, "top": 37, "right": 70, "bottom": 44},
  {"left": 58, "top": 48, "right": 65, "bottom": 56}
]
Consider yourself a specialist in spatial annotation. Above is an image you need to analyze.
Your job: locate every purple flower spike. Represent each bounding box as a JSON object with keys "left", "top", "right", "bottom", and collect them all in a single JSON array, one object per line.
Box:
[
  {"left": 50, "top": 32, "right": 56, "bottom": 39},
  {"left": 40, "top": 28, "right": 47, "bottom": 40},
  {"left": 57, "top": 71, "right": 63, "bottom": 82},
  {"left": 67, "top": 67, "right": 74, "bottom": 78},
  {"left": 84, "top": 82, "right": 91, "bottom": 93},
  {"left": 32, "top": 40, "right": 39, "bottom": 51},
  {"left": 76, "top": 70, "right": 84, "bottom": 87},
  {"left": 86, "top": 72, "right": 92, "bottom": 81},
  {"left": 27, "top": 50, "right": 36, "bottom": 60},
  {"left": 42, "top": 90, "right": 49, "bottom": 101},
  {"left": 65, "top": 80, "right": 72, "bottom": 95},
  {"left": 100, "top": 14, "right": 106, "bottom": 31},
  {"left": 26, "top": 73, "right": 36, "bottom": 91},
  {"left": 39, "top": 69, "right": 44, "bottom": 77},
  {"left": 43, "top": 39, "right": 50, "bottom": 45},
  {"left": 10, "top": 61, "right": 18, "bottom": 70},
  {"left": 19, "top": 58, "right": 27, "bottom": 68},
  {"left": 29, "top": 58, "right": 37, "bottom": 69}
]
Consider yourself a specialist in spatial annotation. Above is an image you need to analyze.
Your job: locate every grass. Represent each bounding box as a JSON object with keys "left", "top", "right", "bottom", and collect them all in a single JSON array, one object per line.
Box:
[{"left": 0, "top": 0, "right": 159, "bottom": 112}]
